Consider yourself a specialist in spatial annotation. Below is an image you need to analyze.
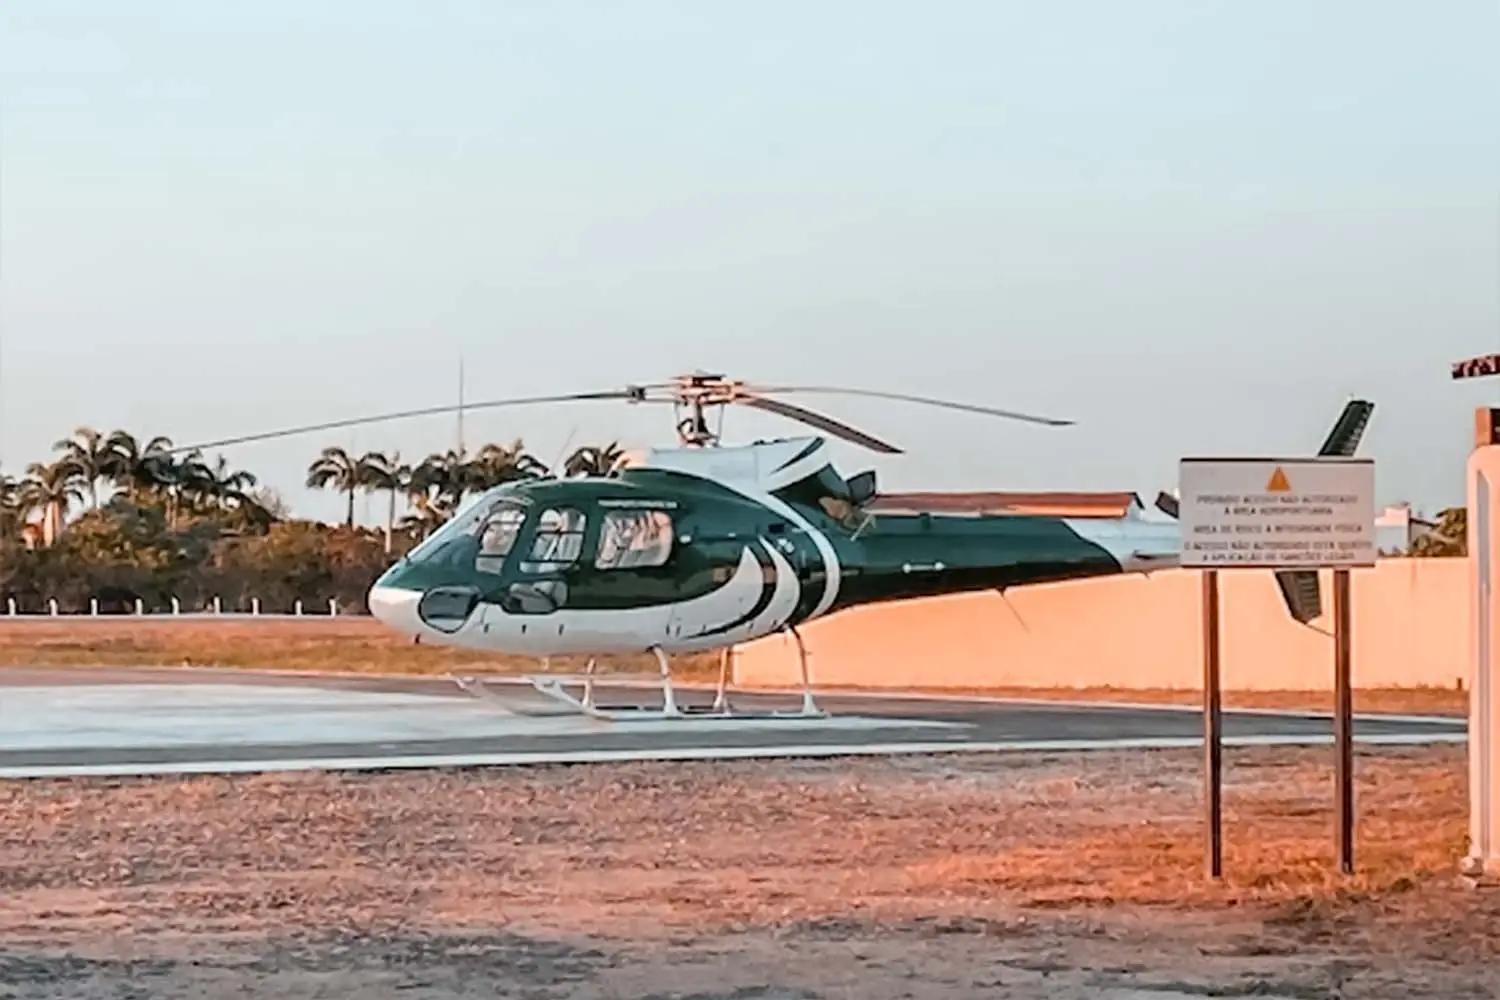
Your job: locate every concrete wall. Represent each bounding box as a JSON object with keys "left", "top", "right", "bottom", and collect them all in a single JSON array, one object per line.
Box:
[{"left": 734, "top": 559, "right": 1466, "bottom": 691}]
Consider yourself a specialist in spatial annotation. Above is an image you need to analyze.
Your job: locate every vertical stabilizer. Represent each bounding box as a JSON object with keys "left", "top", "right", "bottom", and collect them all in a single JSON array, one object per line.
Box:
[{"left": 1274, "top": 400, "right": 1376, "bottom": 623}]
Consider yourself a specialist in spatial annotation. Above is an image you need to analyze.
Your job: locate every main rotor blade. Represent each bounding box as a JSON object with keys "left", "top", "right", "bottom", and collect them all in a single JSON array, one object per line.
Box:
[
  {"left": 735, "top": 394, "right": 903, "bottom": 454},
  {"left": 747, "top": 385, "right": 1073, "bottom": 427},
  {"left": 171, "top": 390, "right": 639, "bottom": 453}
]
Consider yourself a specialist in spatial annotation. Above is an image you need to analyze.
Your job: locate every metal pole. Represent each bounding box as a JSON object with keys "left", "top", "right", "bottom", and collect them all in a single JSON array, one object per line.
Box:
[
  {"left": 1333, "top": 568, "right": 1355, "bottom": 875},
  {"left": 1203, "top": 569, "right": 1223, "bottom": 881},
  {"left": 456, "top": 355, "right": 466, "bottom": 456}
]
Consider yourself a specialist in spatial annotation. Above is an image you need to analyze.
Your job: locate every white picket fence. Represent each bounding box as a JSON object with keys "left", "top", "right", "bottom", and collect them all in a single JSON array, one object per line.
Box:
[{"left": 3, "top": 597, "right": 352, "bottom": 618}]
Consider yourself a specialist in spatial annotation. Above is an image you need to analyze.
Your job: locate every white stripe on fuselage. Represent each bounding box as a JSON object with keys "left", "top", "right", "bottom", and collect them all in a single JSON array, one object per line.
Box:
[
  {"left": 1062, "top": 518, "right": 1181, "bottom": 573},
  {"left": 671, "top": 540, "right": 801, "bottom": 653},
  {"left": 627, "top": 438, "right": 842, "bottom": 621},
  {"left": 716, "top": 480, "right": 841, "bottom": 621}
]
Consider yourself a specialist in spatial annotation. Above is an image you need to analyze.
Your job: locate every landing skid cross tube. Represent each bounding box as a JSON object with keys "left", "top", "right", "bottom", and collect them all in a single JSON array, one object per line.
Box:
[{"left": 450, "top": 641, "right": 825, "bottom": 722}]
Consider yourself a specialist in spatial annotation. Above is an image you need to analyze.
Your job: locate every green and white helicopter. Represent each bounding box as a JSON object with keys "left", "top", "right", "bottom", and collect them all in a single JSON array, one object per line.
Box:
[{"left": 191, "top": 373, "right": 1373, "bottom": 719}]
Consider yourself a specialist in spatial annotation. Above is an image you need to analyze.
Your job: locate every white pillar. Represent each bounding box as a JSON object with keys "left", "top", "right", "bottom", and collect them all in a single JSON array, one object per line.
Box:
[
  {"left": 251, "top": 597, "right": 261, "bottom": 616},
  {"left": 328, "top": 598, "right": 338, "bottom": 616},
  {"left": 1465, "top": 433, "right": 1500, "bottom": 881},
  {"left": 89, "top": 598, "right": 98, "bottom": 616},
  {"left": 48, "top": 599, "right": 58, "bottom": 617},
  {"left": 135, "top": 598, "right": 144, "bottom": 616},
  {"left": 213, "top": 596, "right": 222, "bottom": 615}
]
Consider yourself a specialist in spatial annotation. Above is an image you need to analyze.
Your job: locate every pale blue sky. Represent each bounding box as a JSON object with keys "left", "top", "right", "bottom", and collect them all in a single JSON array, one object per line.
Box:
[{"left": 1, "top": 1, "right": 1496, "bottom": 524}]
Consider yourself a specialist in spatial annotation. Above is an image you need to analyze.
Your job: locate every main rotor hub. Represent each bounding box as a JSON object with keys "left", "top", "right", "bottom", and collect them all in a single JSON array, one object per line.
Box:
[{"left": 667, "top": 373, "right": 743, "bottom": 447}]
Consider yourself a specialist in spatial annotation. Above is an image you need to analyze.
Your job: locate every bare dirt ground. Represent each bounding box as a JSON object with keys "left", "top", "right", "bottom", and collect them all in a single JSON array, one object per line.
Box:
[
  {"left": 0, "top": 618, "right": 582, "bottom": 674},
  {"left": 0, "top": 745, "right": 1494, "bottom": 998},
  {"left": 0, "top": 618, "right": 1467, "bottom": 716}
]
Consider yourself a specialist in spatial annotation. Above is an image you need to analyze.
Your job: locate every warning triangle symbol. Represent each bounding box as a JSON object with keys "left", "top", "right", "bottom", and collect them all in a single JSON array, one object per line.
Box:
[{"left": 1266, "top": 466, "right": 1291, "bottom": 492}]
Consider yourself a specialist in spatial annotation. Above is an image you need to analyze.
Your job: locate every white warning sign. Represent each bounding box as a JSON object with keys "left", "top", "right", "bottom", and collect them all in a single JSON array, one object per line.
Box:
[{"left": 1179, "top": 458, "right": 1376, "bottom": 569}]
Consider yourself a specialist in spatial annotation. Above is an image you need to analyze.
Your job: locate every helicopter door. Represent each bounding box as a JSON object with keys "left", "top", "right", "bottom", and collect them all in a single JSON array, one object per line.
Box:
[
  {"left": 503, "top": 507, "right": 588, "bottom": 614},
  {"left": 593, "top": 508, "right": 674, "bottom": 639}
]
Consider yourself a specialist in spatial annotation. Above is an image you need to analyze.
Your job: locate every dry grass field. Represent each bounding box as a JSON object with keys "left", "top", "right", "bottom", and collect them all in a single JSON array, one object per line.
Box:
[
  {"left": 0, "top": 617, "right": 719, "bottom": 680},
  {"left": 0, "top": 745, "right": 1491, "bottom": 998}
]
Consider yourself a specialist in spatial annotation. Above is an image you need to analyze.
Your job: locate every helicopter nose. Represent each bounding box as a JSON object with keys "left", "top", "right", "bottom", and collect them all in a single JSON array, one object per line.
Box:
[{"left": 368, "top": 584, "right": 422, "bottom": 636}]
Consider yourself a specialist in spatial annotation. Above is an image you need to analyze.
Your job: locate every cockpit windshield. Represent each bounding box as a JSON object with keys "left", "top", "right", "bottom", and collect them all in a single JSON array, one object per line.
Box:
[{"left": 405, "top": 492, "right": 529, "bottom": 569}]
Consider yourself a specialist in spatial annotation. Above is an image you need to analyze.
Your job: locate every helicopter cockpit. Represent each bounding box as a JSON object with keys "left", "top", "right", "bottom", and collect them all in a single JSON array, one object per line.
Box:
[
  {"left": 407, "top": 491, "right": 675, "bottom": 574},
  {"left": 401, "top": 494, "right": 523, "bottom": 571},
  {"left": 388, "top": 484, "right": 681, "bottom": 632}
]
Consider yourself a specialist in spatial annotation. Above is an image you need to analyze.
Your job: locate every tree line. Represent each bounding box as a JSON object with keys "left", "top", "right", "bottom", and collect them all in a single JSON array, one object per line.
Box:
[
  {"left": 0, "top": 427, "right": 625, "bottom": 613},
  {"left": 304, "top": 440, "right": 626, "bottom": 548}
]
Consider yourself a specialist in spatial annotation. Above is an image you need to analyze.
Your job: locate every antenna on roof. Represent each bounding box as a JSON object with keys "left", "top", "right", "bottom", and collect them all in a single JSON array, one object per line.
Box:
[{"left": 456, "top": 355, "right": 466, "bottom": 457}]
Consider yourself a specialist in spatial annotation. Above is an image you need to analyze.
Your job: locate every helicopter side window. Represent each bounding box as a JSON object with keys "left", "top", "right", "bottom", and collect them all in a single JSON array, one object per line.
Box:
[
  {"left": 475, "top": 506, "right": 526, "bottom": 574},
  {"left": 521, "top": 508, "right": 587, "bottom": 573},
  {"left": 595, "top": 510, "right": 674, "bottom": 570}
]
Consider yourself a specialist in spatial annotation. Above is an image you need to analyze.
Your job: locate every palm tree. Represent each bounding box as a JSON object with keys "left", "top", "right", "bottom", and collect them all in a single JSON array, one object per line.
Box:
[
  {"left": 135, "top": 448, "right": 208, "bottom": 526},
  {"left": 53, "top": 427, "right": 114, "bottom": 509},
  {"left": 403, "top": 457, "right": 450, "bottom": 536},
  {"left": 357, "top": 451, "right": 410, "bottom": 554},
  {"left": 104, "top": 431, "right": 177, "bottom": 497},
  {"left": 472, "top": 440, "right": 547, "bottom": 488},
  {"left": 0, "top": 472, "right": 22, "bottom": 539},
  {"left": 410, "top": 450, "right": 467, "bottom": 510},
  {"left": 397, "top": 491, "right": 453, "bottom": 540},
  {"left": 191, "top": 456, "right": 272, "bottom": 531},
  {"left": 564, "top": 442, "right": 624, "bottom": 478},
  {"left": 19, "top": 459, "right": 86, "bottom": 546},
  {"left": 395, "top": 443, "right": 545, "bottom": 537},
  {"left": 306, "top": 447, "right": 361, "bottom": 528},
  {"left": 200, "top": 455, "right": 258, "bottom": 510},
  {"left": 173, "top": 451, "right": 216, "bottom": 513}
]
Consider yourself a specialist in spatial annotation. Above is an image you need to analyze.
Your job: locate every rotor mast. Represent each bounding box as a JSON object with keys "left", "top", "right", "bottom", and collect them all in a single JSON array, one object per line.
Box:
[{"left": 672, "top": 371, "right": 734, "bottom": 448}]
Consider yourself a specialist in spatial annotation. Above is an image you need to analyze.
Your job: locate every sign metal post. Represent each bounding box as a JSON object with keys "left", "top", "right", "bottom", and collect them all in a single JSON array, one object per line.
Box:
[
  {"left": 1333, "top": 567, "right": 1354, "bottom": 874},
  {"left": 1202, "top": 568, "right": 1223, "bottom": 880}
]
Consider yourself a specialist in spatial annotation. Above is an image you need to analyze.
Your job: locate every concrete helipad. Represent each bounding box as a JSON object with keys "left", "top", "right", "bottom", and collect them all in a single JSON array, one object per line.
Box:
[{"left": 0, "top": 665, "right": 1466, "bottom": 778}]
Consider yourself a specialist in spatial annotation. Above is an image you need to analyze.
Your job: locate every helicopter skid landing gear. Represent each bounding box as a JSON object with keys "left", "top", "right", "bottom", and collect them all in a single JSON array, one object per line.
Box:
[
  {"left": 651, "top": 646, "right": 681, "bottom": 718},
  {"left": 507, "top": 649, "right": 687, "bottom": 720},
  {"left": 580, "top": 657, "right": 597, "bottom": 712},
  {"left": 712, "top": 647, "right": 732, "bottom": 714},
  {"left": 453, "top": 641, "right": 823, "bottom": 721},
  {"left": 786, "top": 626, "right": 822, "bottom": 718},
  {"left": 457, "top": 650, "right": 689, "bottom": 721}
]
